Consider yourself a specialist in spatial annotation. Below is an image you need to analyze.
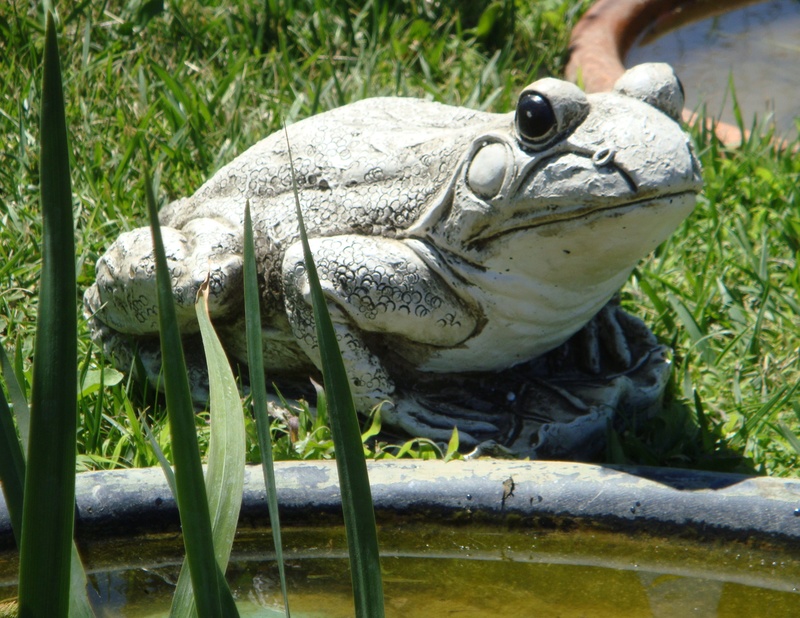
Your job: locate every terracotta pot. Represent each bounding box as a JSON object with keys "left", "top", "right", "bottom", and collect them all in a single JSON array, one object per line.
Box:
[{"left": 566, "top": 0, "right": 765, "bottom": 146}]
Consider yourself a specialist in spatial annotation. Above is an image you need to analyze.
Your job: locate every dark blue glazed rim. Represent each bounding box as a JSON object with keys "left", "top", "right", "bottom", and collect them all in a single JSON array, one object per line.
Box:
[{"left": 2, "top": 460, "right": 800, "bottom": 550}]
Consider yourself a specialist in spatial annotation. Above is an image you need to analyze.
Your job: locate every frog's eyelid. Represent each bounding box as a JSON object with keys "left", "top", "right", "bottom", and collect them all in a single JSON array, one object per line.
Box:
[
  {"left": 516, "top": 134, "right": 559, "bottom": 152},
  {"left": 514, "top": 79, "right": 589, "bottom": 151}
]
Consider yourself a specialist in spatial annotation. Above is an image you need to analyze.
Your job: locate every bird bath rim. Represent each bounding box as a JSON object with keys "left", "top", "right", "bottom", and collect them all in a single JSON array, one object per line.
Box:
[{"left": 2, "top": 460, "right": 798, "bottom": 549}]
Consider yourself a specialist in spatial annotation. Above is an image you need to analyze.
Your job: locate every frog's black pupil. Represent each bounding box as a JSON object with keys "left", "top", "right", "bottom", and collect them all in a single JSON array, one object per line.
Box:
[{"left": 516, "top": 92, "right": 556, "bottom": 142}]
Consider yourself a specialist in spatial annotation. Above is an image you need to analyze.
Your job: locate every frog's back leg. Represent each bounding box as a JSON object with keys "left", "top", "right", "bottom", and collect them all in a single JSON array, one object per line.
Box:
[
  {"left": 85, "top": 218, "right": 243, "bottom": 336},
  {"left": 84, "top": 216, "right": 243, "bottom": 400}
]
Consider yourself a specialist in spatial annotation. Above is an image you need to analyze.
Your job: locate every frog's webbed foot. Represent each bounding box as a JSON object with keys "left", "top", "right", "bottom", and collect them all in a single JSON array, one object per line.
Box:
[
  {"left": 547, "top": 297, "right": 658, "bottom": 377},
  {"left": 382, "top": 395, "right": 503, "bottom": 448},
  {"left": 576, "top": 301, "right": 631, "bottom": 373},
  {"left": 504, "top": 300, "right": 673, "bottom": 459}
]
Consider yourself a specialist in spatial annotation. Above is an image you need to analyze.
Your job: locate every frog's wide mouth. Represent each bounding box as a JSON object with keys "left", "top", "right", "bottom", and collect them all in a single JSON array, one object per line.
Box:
[{"left": 469, "top": 189, "right": 699, "bottom": 245}]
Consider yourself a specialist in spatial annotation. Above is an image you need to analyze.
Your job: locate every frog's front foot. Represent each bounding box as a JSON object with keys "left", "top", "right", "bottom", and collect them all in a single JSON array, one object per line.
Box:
[
  {"left": 578, "top": 301, "right": 632, "bottom": 373},
  {"left": 547, "top": 298, "right": 659, "bottom": 377},
  {"left": 381, "top": 395, "right": 503, "bottom": 448}
]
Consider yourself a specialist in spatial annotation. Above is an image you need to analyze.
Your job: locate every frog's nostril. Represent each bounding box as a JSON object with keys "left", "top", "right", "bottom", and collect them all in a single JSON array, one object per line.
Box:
[{"left": 592, "top": 147, "right": 615, "bottom": 167}]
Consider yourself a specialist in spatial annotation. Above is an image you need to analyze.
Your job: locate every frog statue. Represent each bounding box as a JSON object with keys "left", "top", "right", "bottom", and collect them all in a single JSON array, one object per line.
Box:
[{"left": 85, "top": 63, "right": 702, "bottom": 459}]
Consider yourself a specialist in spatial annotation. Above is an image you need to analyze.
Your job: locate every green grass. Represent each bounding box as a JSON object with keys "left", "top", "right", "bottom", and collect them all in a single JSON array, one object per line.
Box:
[
  {"left": 622, "top": 122, "right": 800, "bottom": 475},
  {"left": 1, "top": 0, "right": 798, "bottom": 476}
]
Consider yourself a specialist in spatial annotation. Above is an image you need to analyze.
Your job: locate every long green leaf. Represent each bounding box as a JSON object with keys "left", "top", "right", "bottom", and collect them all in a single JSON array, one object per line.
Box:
[
  {"left": 68, "top": 545, "right": 95, "bottom": 618},
  {"left": 286, "top": 129, "right": 385, "bottom": 618},
  {"left": 170, "top": 280, "right": 245, "bottom": 617},
  {"left": 777, "top": 421, "right": 800, "bottom": 456},
  {"left": 145, "top": 170, "right": 227, "bottom": 618},
  {"left": 666, "top": 292, "right": 717, "bottom": 366},
  {"left": 141, "top": 415, "right": 179, "bottom": 499},
  {"left": 18, "top": 13, "right": 79, "bottom": 617},
  {"left": 0, "top": 370, "right": 94, "bottom": 618},
  {"left": 243, "top": 201, "right": 291, "bottom": 616}
]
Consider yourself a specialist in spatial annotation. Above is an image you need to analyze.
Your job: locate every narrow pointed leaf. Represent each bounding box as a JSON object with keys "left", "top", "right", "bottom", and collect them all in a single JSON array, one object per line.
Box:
[
  {"left": 170, "top": 280, "right": 244, "bottom": 617},
  {"left": 243, "top": 201, "right": 291, "bottom": 616},
  {"left": 145, "top": 171, "right": 225, "bottom": 618},
  {"left": 0, "top": 347, "right": 30, "bottom": 454},
  {"left": 286, "top": 129, "right": 385, "bottom": 618},
  {"left": 666, "top": 293, "right": 717, "bottom": 366},
  {"left": 18, "top": 13, "right": 79, "bottom": 616},
  {"left": 142, "top": 417, "right": 179, "bottom": 499},
  {"left": 68, "top": 545, "right": 96, "bottom": 618},
  {"left": 0, "top": 380, "right": 95, "bottom": 618},
  {"left": 0, "top": 386, "right": 24, "bottom": 546},
  {"left": 444, "top": 427, "right": 460, "bottom": 461}
]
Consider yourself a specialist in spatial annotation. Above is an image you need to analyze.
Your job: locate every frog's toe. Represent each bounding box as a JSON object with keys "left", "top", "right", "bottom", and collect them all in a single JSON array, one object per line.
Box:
[
  {"left": 415, "top": 400, "right": 500, "bottom": 434},
  {"left": 549, "top": 300, "right": 658, "bottom": 376},
  {"left": 595, "top": 302, "right": 633, "bottom": 369}
]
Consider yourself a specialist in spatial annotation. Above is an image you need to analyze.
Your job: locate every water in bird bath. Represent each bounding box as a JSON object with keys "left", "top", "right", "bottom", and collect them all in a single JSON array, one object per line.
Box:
[
  {"left": 2, "top": 524, "right": 799, "bottom": 616},
  {"left": 626, "top": 0, "right": 800, "bottom": 139}
]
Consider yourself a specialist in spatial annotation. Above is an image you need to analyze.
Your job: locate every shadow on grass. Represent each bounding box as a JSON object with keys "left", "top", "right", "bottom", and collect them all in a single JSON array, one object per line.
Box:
[{"left": 607, "top": 391, "right": 758, "bottom": 477}]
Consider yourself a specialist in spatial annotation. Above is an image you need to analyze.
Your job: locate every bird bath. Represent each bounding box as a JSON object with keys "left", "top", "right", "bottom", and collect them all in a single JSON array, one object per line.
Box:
[
  {"left": 626, "top": 0, "right": 800, "bottom": 138},
  {"left": 2, "top": 460, "right": 800, "bottom": 616}
]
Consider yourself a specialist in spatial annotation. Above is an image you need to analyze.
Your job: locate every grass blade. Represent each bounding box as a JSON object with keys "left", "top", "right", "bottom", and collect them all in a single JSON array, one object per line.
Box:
[
  {"left": 777, "top": 421, "right": 800, "bottom": 456},
  {"left": 170, "top": 279, "right": 245, "bottom": 617},
  {"left": 17, "top": 13, "right": 79, "bottom": 616},
  {"left": 286, "top": 129, "right": 385, "bottom": 618},
  {"left": 0, "top": 347, "right": 30, "bottom": 453},
  {"left": 145, "top": 170, "right": 228, "bottom": 618},
  {"left": 243, "top": 201, "right": 291, "bottom": 616},
  {"left": 666, "top": 293, "right": 717, "bottom": 366},
  {"left": 0, "top": 386, "right": 24, "bottom": 546},
  {"left": 141, "top": 415, "right": 179, "bottom": 499}
]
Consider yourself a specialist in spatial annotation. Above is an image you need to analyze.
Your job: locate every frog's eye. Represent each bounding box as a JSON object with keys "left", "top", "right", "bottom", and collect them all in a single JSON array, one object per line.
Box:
[
  {"left": 515, "top": 92, "right": 558, "bottom": 144},
  {"left": 514, "top": 78, "right": 589, "bottom": 150},
  {"left": 613, "top": 63, "right": 684, "bottom": 121},
  {"left": 677, "top": 76, "right": 686, "bottom": 105}
]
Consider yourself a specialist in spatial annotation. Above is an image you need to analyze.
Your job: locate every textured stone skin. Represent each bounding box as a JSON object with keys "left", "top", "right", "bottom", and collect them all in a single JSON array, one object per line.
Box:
[{"left": 85, "top": 63, "right": 702, "bottom": 458}]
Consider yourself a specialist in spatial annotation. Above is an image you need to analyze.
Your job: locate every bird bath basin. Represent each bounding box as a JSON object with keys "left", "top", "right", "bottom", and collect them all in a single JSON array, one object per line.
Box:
[
  {"left": 626, "top": 0, "right": 800, "bottom": 138},
  {"left": 2, "top": 460, "right": 800, "bottom": 616}
]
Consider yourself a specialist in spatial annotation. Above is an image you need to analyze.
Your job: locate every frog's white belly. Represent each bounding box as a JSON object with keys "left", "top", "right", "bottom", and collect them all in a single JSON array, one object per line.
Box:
[
  {"left": 418, "top": 270, "right": 626, "bottom": 372},
  {"left": 416, "top": 194, "right": 695, "bottom": 373}
]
